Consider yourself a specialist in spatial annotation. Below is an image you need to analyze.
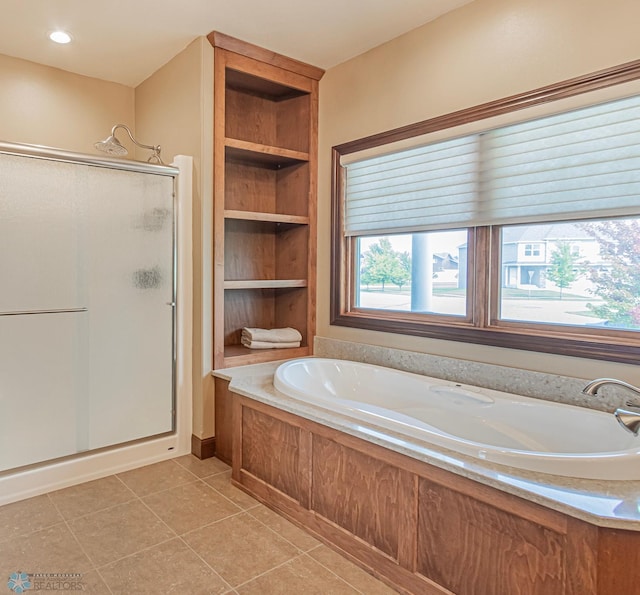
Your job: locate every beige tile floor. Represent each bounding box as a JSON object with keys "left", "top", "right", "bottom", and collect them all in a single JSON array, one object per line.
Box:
[{"left": 0, "top": 456, "right": 398, "bottom": 594}]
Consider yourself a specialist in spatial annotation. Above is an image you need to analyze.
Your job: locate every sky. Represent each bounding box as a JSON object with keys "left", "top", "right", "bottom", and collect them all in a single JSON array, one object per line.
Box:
[{"left": 359, "top": 229, "right": 468, "bottom": 256}]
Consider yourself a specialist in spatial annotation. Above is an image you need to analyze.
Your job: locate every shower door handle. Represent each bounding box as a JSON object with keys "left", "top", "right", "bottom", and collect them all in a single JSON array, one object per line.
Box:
[{"left": 0, "top": 307, "right": 88, "bottom": 317}]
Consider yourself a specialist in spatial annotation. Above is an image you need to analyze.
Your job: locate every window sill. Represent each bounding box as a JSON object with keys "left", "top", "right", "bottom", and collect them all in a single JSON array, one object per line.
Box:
[{"left": 331, "top": 311, "right": 640, "bottom": 365}]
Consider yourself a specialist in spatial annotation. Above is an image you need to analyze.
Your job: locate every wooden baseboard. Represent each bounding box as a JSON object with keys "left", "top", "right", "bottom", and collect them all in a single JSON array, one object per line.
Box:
[{"left": 191, "top": 435, "right": 216, "bottom": 460}]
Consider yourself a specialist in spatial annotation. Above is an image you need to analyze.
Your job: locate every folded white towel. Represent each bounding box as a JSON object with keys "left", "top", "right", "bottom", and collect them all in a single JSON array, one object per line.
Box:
[
  {"left": 241, "top": 338, "right": 301, "bottom": 350},
  {"left": 241, "top": 327, "right": 302, "bottom": 343}
]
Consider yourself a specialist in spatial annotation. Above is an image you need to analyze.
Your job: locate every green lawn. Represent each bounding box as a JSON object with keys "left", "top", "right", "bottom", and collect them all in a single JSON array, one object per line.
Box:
[{"left": 360, "top": 286, "right": 591, "bottom": 300}]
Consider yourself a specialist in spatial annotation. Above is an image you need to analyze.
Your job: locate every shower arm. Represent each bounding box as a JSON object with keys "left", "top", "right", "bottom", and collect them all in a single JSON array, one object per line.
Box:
[{"left": 111, "top": 124, "right": 163, "bottom": 164}]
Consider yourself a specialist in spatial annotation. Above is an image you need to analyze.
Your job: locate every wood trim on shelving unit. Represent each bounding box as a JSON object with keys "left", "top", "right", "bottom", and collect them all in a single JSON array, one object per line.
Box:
[
  {"left": 224, "top": 210, "right": 309, "bottom": 225},
  {"left": 222, "top": 345, "right": 310, "bottom": 369},
  {"left": 223, "top": 280, "right": 308, "bottom": 290},
  {"left": 225, "top": 387, "right": 640, "bottom": 595},
  {"left": 212, "top": 44, "right": 227, "bottom": 371},
  {"left": 208, "top": 31, "right": 325, "bottom": 81},
  {"left": 225, "top": 137, "right": 310, "bottom": 166},
  {"left": 210, "top": 33, "right": 322, "bottom": 372}
]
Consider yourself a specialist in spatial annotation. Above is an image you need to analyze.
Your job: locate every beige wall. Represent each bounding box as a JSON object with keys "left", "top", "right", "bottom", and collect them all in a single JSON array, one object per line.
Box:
[
  {"left": 135, "top": 37, "right": 215, "bottom": 440},
  {"left": 0, "top": 53, "right": 134, "bottom": 154},
  {"left": 318, "top": 0, "right": 640, "bottom": 384}
]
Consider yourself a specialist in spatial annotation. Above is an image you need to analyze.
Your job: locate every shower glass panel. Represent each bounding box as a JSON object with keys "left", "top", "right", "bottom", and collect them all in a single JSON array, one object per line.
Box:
[{"left": 0, "top": 151, "right": 175, "bottom": 473}]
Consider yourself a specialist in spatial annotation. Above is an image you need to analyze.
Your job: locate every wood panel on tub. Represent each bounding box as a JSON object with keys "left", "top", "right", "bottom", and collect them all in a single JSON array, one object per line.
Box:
[{"left": 228, "top": 387, "right": 638, "bottom": 595}]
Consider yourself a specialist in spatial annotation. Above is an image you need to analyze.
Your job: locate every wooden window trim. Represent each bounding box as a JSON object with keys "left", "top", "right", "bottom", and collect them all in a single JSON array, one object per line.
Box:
[{"left": 330, "top": 59, "right": 640, "bottom": 365}]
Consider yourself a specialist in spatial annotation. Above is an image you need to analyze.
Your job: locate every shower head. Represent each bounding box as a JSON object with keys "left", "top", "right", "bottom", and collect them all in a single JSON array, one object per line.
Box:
[
  {"left": 94, "top": 133, "right": 128, "bottom": 157},
  {"left": 94, "top": 124, "right": 163, "bottom": 164}
]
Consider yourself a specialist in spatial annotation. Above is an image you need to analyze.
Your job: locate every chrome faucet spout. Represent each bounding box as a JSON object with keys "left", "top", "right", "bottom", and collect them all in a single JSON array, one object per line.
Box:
[
  {"left": 614, "top": 409, "right": 640, "bottom": 436},
  {"left": 582, "top": 378, "right": 640, "bottom": 398},
  {"left": 583, "top": 378, "right": 640, "bottom": 436}
]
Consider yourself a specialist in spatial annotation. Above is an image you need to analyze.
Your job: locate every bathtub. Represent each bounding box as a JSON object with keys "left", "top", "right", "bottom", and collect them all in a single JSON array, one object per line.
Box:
[{"left": 274, "top": 358, "right": 640, "bottom": 481}]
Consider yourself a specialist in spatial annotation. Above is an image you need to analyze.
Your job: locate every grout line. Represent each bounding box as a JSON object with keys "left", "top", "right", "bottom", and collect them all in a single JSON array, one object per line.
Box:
[
  {"left": 172, "top": 454, "right": 231, "bottom": 478},
  {"left": 300, "top": 550, "right": 366, "bottom": 594},
  {"left": 176, "top": 510, "right": 306, "bottom": 591},
  {"left": 93, "top": 535, "right": 178, "bottom": 571},
  {"left": 51, "top": 494, "right": 139, "bottom": 523},
  {"left": 168, "top": 456, "right": 207, "bottom": 479},
  {"left": 45, "top": 492, "right": 110, "bottom": 592},
  {"left": 0, "top": 492, "right": 73, "bottom": 544},
  {"left": 179, "top": 508, "right": 248, "bottom": 539},
  {"left": 111, "top": 472, "right": 143, "bottom": 499},
  {"left": 134, "top": 477, "right": 202, "bottom": 501},
  {"left": 176, "top": 534, "right": 235, "bottom": 593},
  {"left": 115, "top": 459, "right": 201, "bottom": 496},
  {"left": 245, "top": 506, "right": 318, "bottom": 554},
  {"left": 239, "top": 504, "right": 394, "bottom": 595},
  {"left": 232, "top": 551, "right": 307, "bottom": 590},
  {"left": 136, "top": 494, "right": 180, "bottom": 538},
  {"left": 305, "top": 548, "right": 401, "bottom": 594},
  {"left": 93, "top": 568, "right": 116, "bottom": 595},
  {"left": 197, "top": 476, "right": 260, "bottom": 512}
]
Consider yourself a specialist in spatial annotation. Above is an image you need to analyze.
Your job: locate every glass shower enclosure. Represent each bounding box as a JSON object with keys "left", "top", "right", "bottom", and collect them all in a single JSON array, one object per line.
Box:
[{"left": 0, "top": 142, "right": 177, "bottom": 473}]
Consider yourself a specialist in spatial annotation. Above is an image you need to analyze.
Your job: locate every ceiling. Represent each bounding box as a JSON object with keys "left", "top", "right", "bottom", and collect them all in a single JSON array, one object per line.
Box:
[{"left": 0, "top": 0, "right": 473, "bottom": 87}]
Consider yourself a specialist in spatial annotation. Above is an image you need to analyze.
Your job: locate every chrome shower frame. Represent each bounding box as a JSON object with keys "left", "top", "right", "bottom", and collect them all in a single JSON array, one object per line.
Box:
[{"left": 0, "top": 139, "right": 180, "bottom": 437}]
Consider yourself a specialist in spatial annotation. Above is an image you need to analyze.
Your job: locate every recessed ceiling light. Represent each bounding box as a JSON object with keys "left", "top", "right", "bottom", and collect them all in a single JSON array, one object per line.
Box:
[{"left": 49, "top": 31, "right": 72, "bottom": 44}]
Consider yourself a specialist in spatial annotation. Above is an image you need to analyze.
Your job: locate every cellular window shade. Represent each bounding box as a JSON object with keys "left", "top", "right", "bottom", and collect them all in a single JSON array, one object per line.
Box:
[
  {"left": 343, "top": 94, "right": 640, "bottom": 236},
  {"left": 480, "top": 94, "right": 640, "bottom": 225},
  {"left": 344, "top": 136, "right": 478, "bottom": 236}
]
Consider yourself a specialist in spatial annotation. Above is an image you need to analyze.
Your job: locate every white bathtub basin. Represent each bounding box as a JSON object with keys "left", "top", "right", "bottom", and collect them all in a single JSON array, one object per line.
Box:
[{"left": 274, "top": 358, "right": 640, "bottom": 480}]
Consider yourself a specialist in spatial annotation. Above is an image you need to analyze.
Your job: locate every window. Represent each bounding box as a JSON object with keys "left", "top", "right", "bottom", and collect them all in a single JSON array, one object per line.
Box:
[
  {"left": 331, "top": 61, "right": 640, "bottom": 364},
  {"left": 498, "top": 219, "right": 640, "bottom": 329},
  {"left": 523, "top": 244, "right": 541, "bottom": 257},
  {"left": 355, "top": 230, "right": 468, "bottom": 317}
]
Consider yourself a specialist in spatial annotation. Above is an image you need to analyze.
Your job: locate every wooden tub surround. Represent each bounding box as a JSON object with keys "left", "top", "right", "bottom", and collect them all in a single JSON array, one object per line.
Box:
[{"left": 213, "top": 370, "right": 640, "bottom": 595}]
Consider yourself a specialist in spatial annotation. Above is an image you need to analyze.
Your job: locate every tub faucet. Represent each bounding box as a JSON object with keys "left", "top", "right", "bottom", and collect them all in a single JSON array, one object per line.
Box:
[
  {"left": 582, "top": 378, "right": 640, "bottom": 436},
  {"left": 582, "top": 378, "right": 640, "bottom": 399}
]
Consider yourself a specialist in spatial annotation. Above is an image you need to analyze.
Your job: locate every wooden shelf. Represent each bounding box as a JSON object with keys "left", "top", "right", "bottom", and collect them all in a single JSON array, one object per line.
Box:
[
  {"left": 223, "top": 344, "right": 311, "bottom": 368},
  {"left": 224, "top": 279, "right": 307, "bottom": 290},
  {"left": 225, "top": 138, "right": 309, "bottom": 168},
  {"left": 225, "top": 68, "right": 308, "bottom": 100},
  {"left": 224, "top": 210, "right": 309, "bottom": 225}
]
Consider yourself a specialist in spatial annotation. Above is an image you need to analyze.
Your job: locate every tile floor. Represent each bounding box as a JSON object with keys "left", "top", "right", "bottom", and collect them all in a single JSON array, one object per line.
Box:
[{"left": 0, "top": 455, "right": 398, "bottom": 594}]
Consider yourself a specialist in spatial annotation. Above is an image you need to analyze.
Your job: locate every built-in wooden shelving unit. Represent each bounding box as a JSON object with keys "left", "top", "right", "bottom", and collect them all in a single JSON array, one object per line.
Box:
[{"left": 208, "top": 32, "right": 323, "bottom": 370}]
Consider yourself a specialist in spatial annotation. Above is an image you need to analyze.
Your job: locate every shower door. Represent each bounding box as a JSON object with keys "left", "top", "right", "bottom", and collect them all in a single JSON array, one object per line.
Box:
[{"left": 0, "top": 149, "right": 175, "bottom": 472}]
